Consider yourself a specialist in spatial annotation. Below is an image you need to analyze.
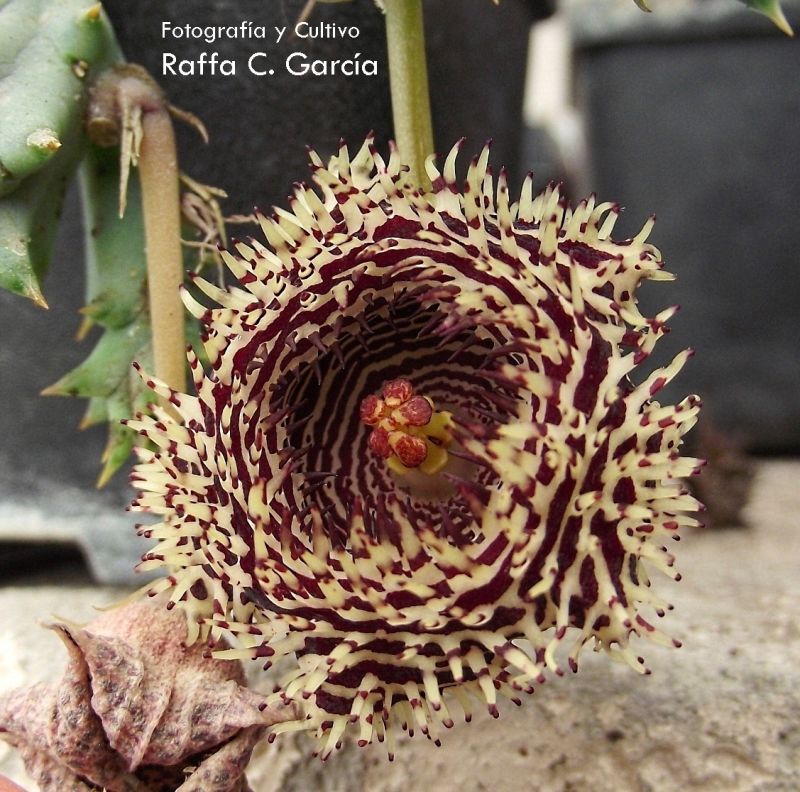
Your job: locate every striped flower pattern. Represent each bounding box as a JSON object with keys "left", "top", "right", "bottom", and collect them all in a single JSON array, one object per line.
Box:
[{"left": 129, "top": 137, "right": 703, "bottom": 759}]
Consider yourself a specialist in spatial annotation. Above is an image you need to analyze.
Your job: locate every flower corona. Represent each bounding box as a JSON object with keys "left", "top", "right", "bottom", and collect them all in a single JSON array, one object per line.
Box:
[{"left": 129, "top": 136, "right": 703, "bottom": 759}]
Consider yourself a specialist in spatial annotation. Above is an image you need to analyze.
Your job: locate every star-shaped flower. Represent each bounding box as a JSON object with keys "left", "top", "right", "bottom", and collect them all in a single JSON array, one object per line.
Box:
[{"left": 127, "top": 137, "right": 703, "bottom": 759}]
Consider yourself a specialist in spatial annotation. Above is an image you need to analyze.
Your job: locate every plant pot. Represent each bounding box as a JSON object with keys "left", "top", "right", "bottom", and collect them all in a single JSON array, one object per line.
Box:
[{"left": 570, "top": 0, "right": 800, "bottom": 451}]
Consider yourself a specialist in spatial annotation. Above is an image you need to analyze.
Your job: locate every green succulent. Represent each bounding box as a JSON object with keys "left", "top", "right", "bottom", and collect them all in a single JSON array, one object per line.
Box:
[{"left": 0, "top": 0, "right": 157, "bottom": 484}]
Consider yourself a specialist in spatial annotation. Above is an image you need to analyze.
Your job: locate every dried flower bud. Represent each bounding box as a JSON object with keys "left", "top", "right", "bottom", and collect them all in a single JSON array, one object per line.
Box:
[{"left": 0, "top": 601, "right": 296, "bottom": 790}]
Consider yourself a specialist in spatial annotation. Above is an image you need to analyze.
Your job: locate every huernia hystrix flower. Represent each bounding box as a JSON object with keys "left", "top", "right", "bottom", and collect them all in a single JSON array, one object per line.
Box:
[{"left": 128, "top": 136, "right": 703, "bottom": 759}]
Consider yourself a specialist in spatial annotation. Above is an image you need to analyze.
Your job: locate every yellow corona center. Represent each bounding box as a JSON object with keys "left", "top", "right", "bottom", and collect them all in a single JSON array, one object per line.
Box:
[{"left": 359, "top": 378, "right": 453, "bottom": 475}]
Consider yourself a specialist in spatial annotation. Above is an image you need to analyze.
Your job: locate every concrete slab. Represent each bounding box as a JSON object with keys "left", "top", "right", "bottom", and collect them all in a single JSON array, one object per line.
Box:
[{"left": 1, "top": 461, "right": 798, "bottom": 791}]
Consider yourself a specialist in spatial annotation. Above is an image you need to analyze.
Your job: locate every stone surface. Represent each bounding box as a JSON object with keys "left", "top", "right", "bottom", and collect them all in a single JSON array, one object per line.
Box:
[{"left": 1, "top": 460, "right": 799, "bottom": 791}]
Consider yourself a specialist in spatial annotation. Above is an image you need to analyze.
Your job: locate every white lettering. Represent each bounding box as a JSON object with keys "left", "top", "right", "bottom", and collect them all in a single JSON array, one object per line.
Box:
[
  {"left": 284, "top": 51, "right": 377, "bottom": 77},
  {"left": 159, "top": 21, "right": 268, "bottom": 45},
  {"left": 294, "top": 22, "right": 360, "bottom": 39},
  {"left": 162, "top": 52, "right": 236, "bottom": 77},
  {"left": 248, "top": 52, "right": 269, "bottom": 76},
  {"left": 286, "top": 52, "right": 308, "bottom": 76}
]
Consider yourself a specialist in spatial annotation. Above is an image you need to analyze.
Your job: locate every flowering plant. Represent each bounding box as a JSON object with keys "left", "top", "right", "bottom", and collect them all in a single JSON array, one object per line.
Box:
[
  {"left": 0, "top": 0, "right": 793, "bottom": 784},
  {"left": 128, "top": 136, "right": 703, "bottom": 757}
]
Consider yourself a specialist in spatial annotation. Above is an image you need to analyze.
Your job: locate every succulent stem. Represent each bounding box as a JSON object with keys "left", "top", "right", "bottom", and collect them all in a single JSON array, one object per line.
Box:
[
  {"left": 87, "top": 66, "right": 187, "bottom": 398},
  {"left": 0, "top": 0, "right": 122, "bottom": 304},
  {"left": 137, "top": 107, "right": 186, "bottom": 396},
  {"left": 382, "top": 0, "right": 435, "bottom": 189}
]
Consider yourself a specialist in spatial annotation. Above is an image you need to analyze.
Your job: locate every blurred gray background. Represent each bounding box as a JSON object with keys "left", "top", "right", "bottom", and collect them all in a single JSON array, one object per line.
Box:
[{"left": 1, "top": 0, "right": 797, "bottom": 582}]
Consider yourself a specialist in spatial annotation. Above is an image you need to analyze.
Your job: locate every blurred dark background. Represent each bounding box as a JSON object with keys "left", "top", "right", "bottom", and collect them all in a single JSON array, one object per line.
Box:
[
  {"left": 1, "top": 0, "right": 798, "bottom": 581},
  {"left": 0, "top": 0, "right": 552, "bottom": 579},
  {"left": 103, "top": 0, "right": 553, "bottom": 214},
  {"left": 572, "top": 0, "right": 800, "bottom": 451},
  {"left": 1, "top": 0, "right": 553, "bottom": 502}
]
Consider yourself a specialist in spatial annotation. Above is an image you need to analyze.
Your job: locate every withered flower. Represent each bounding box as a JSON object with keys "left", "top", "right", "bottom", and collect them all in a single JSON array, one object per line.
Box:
[
  {"left": 0, "top": 601, "right": 295, "bottom": 790},
  {"left": 128, "top": 137, "right": 703, "bottom": 759}
]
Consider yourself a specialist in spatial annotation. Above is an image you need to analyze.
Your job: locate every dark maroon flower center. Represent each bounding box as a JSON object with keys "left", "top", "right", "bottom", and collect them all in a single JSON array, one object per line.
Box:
[{"left": 263, "top": 294, "right": 508, "bottom": 548}]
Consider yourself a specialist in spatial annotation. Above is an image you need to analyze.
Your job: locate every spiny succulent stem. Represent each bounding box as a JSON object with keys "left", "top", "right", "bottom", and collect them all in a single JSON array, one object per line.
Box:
[
  {"left": 382, "top": 0, "right": 434, "bottom": 189},
  {"left": 138, "top": 108, "right": 187, "bottom": 397}
]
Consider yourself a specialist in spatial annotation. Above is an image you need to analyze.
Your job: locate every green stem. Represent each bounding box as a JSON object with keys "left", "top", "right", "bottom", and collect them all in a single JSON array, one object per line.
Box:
[
  {"left": 383, "top": 0, "right": 435, "bottom": 189},
  {"left": 138, "top": 107, "right": 186, "bottom": 397},
  {"left": 88, "top": 66, "right": 187, "bottom": 403}
]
